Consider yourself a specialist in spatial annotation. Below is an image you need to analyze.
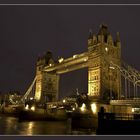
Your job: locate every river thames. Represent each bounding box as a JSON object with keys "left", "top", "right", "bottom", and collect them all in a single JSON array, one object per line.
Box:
[{"left": 0, "top": 115, "right": 96, "bottom": 135}]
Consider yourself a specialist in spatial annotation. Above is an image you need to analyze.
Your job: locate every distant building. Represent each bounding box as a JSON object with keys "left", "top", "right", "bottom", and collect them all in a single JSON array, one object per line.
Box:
[{"left": 4, "top": 91, "right": 22, "bottom": 105}]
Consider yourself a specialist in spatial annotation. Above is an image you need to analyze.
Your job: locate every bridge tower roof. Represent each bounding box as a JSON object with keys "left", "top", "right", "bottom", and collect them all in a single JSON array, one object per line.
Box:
[{"left": 98, "top": 24, "right": 110, "bottom": 36}]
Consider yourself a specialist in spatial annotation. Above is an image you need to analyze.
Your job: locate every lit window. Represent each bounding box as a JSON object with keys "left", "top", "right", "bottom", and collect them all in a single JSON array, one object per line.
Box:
[{"left": 105, "top": 47, "right": 108, "bottom": 52}]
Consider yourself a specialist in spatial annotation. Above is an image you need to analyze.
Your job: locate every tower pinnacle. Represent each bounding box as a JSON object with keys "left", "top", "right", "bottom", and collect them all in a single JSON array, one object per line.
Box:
[{"left": 88, "top": 29, "right": 93, "bottom": 39}]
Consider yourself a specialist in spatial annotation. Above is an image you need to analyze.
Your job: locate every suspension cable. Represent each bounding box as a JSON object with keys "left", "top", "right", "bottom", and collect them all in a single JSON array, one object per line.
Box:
[{"left": 21, "top": 76, "right": 37, "bottom": 102}]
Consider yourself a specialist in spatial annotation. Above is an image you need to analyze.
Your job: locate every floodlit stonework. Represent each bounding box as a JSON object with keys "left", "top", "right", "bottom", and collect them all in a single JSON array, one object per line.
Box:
[{"left": 35, "top": 25, "right": 121, "bottom": 102}]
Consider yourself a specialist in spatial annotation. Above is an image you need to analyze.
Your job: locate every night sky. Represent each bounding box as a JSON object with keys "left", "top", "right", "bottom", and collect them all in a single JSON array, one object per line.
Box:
[{"left": 0, "top": 5, "right": 140, "bottom": 99}]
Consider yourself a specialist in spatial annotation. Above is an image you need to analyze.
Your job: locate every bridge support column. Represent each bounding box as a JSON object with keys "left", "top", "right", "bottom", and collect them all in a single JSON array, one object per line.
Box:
[
  {"left": 87, "top": 25, "right": 121, "bottom": 100},
  {"left": 42, "top": 72, "right": 59, "bottom": 102},
  {"left": 35, "top": 71, "right": 59, "bottom": 102}
]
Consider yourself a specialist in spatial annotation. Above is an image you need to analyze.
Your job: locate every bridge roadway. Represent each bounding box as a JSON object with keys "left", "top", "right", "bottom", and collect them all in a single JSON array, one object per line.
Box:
[
  {"left": 110, "top": 99, "right": 140, "bottom": 106},
  {"left": 43, "top": 52, "right": 89, "bottom": 74}
]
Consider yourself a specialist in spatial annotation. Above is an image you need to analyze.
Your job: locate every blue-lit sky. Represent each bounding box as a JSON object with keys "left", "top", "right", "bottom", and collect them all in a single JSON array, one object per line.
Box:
[{"left": 0, "top": 5, "right": 140, "bottom": 98}]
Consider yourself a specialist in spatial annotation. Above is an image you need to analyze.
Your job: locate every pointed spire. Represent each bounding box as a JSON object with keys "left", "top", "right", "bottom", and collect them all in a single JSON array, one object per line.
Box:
[
  {"left": 76, "top": 88, "right": 79, "bottom": 95},
  {"left": 93, "top": 34, "right": 97, "bottom": 44},
  {"left": 116, "top": 32, "right": 120, "bottom": 42},
  {"left": 98, "top": 24, "right": 109, "bottom": 35},
  {"left": 88, "top": 29, "right": 93, "bottom": 39},
  {"left": 107, "top": 34, "right": 114, "bottom": 45}
]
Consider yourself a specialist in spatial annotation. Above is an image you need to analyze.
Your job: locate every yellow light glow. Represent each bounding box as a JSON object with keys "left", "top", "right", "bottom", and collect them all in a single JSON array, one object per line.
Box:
[
  {"left": 25, "top": 104, "right": 29, "bottom": 110},
  {"left": 63, "top": 99, "right": 66, "bottom": 103},
  {"left": 109, "top": 66, "right": 115, "bottom": 69},
  {"left": 91, "top": 103, "right": 97, "bottom": 113},
  {"left": 35, "top": 84, "right": 41, "bottom": 101},
  {"left": 132, "top": 108, "right": 134, "bottom": 113},
  {"left": 105, "top": 47, "right": 108, "bottom": 52},
  {"left": 84, "top": 58, "right": 87, "bottom": 61},
  {"left": 72, "top": 107, "right": 75, "bottom": 111},
  {"left": 27, "top": 122, "right": 34, "bottom": 135},
  {"left": 31, "top": 106, "right": 35, "bottom": 111},
  {"left": 58, "top": 57, "right": 64, "bottom": 63},
  {"left": 73, "top": 55, "right": 77, "bottom": 58},
  {"left": 35, "top": 93, "right": 41, "bottom": 101},
  {"left": 80, "top": 103, "right": 86, "bottom": 112}
]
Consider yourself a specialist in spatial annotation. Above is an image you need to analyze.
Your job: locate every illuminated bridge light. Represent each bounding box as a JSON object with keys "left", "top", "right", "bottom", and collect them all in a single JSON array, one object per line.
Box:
[
  {"left": 105, "top": 47, "right": 108, "bottom": 52},
  {"left": 73, "top": 55, "right": 78, "bottom": 58},
  {"left": 25, "top": 104, "right": 29, "bottom": 110},
  {"left": 84, "top": 58, "right": 88, "bottom": 61},
  {"left": 63, "top": 99, "right": 66, "bottom": 103},
  {"left": 91, "top": 103, "right": 97, "bottom": 114},
  {"left": 80, "top": 103, "right": 86, "bottom": 112},
  {"left": 58, "top": 57, "right": 64, "bottom": 63},
  {"left": 30, "top": 97, "right": 33, "bottom": 100},
  {"left": 72, "top": 107, "right": 75, "bottom": 111},
  {"left": 31, "top": 106, "right": 35, "bottom": 111},
  {"left": 109, "top": 66, "right": 115, "bottom": 69}
]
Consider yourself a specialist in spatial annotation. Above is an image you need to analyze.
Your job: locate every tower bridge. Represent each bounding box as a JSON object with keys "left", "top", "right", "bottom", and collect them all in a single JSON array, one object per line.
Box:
[{"left": 21, "top": 24, "right": 140, "bottom": 106}]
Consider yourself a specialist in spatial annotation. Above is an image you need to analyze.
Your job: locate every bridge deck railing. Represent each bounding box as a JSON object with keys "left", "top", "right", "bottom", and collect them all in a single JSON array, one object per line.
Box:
[{"left": 99, "top": 112, "right": 140, "bottom": 121}]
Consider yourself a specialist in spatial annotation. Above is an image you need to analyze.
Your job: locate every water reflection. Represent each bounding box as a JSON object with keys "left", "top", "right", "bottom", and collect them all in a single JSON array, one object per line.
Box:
[
  {"left": 18, "top": 121, "right": 69, "bottom": 135},
  {"left": 26, "top": 122, "right": 34, "bottom": 135},
  {"left": 0, "top": 116, "right": 18, "bottom": 134},
  {"left": 0, "top": 116, "right": 95, "bottom": 135}
]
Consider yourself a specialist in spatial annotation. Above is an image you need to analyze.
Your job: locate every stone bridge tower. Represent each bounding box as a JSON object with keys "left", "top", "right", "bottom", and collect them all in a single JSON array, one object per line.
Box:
[
  {"left": 88, "top": 25, "right": 121, "bottom": 100},
  {"left": 35, "top": 51, "right": 59, "bottom": 102}
]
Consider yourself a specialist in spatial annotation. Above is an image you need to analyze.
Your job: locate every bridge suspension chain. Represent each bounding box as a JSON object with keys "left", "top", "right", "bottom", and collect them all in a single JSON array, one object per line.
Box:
[
  {"left": 20, "top": 76, "right": 37, "bottom": 103},
  {"left": 109, "top": 61, "right": 140, "bottom": 86},
  {"left": 109, "top": 60, "right": 140, "bottom": 98},
  {"left": 101, "top": 52, "right": 140, "bottom": 99},
  {"left": 122, "top": 60, "right": 140, "bottom": 79}
]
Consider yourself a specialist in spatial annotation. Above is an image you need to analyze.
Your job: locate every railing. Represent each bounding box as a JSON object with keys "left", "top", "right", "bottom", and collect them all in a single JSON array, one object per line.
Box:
[
  {"left": 115, "top": 113, "right": 134, "bottom": 120},
  {"left": 99, "top": 112, "right": 140, "bottom": 121},
  {"left": 110, "top": 99, "right": 140, "bottom": 105}
]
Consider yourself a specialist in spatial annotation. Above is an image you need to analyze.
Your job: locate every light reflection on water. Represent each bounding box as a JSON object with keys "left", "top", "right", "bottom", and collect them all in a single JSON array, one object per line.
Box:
[
  {"left": 0, "top": 116, "right": 95, "bottom": 135},
  {"left": 25, "top": 122, "right": 34, "bottom": 135}
]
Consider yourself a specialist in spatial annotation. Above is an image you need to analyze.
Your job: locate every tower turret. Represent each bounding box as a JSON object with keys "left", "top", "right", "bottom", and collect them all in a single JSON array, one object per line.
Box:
[
  {"left": 107, "top": 34, "right": 114, "bottom": 46},
  {"left": 93, "top": 34, "right": 97, "bottom": 45},
  {"left": 98, "top": 24, "right": 109, "bottom": 43},
  {"left": 116, "top": 32, "right": 121, "bottom": 48},
  {"left": 88, "top": 24, "right": 121, "bottom": 100},
  {"left": 88, "top": 29, "right": 93, "bottom": 46}
]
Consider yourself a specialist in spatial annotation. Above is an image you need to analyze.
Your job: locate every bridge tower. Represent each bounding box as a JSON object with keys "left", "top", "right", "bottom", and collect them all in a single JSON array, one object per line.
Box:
[
  {"left": 35, "top": 51, "right": 59, "bottom": 102},
  {"left": 88, "top": 25, "right": 121, "bottom": 100}
]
